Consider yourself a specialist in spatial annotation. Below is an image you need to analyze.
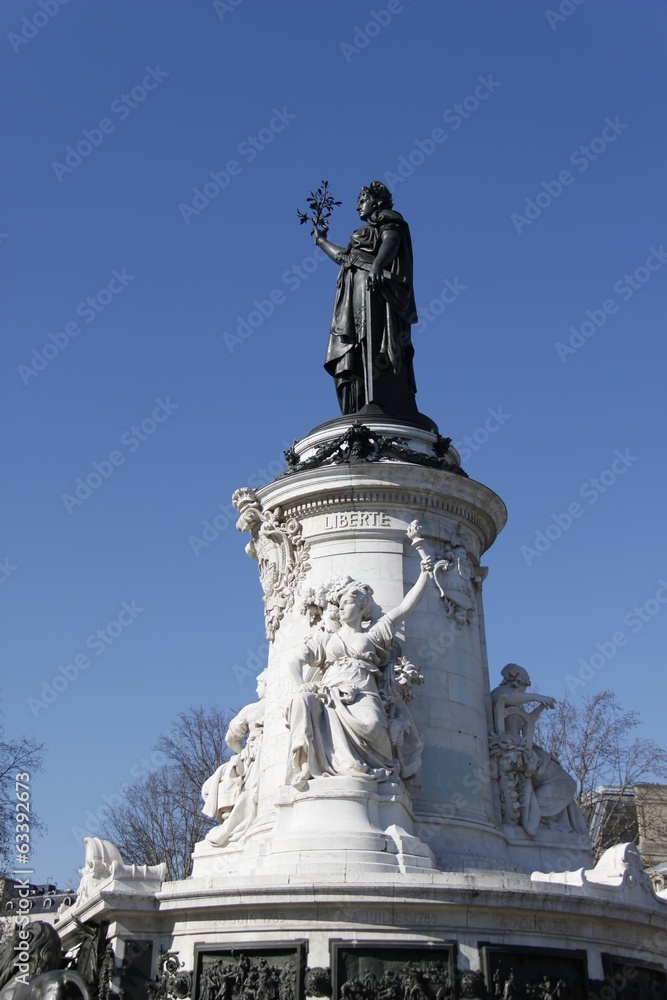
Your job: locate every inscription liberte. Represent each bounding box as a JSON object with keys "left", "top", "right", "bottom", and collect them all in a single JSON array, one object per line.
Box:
[{"left": 324, "top": 512, "right": 391, "bottom": 530}]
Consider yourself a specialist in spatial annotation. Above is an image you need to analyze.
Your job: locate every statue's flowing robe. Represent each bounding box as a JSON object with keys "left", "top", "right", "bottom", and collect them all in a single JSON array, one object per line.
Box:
[
  {"left": 324, "top": 210, "right": 418, "bottom": 417},
  {"left": 491, "top": 696, "right": 589, "bottom": 838},
  {"left": 522, "top": 745, "right": 589, "bottom": 838},
  {"left": 286, "top": 615, "right": 422, "bottom": 784},
  {"left": 201, "top": 700, "right": 264, "bottom": 848}
]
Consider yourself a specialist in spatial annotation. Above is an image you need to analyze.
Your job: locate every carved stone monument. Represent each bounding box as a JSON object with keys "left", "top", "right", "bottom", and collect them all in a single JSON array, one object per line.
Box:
[
  {"left": 488, "top": 664, "right": 590, "bottom": 840},
  {"left": 52, "top": 182, "right": 667, "bottom": 999}
]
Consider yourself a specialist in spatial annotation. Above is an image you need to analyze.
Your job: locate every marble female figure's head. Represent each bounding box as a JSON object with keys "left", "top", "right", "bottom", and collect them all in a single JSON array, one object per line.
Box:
[
  {"left": 500, "top": 663, "right": 531, "bottom": 690},
  {"left": 329, "top": 579, "right": 374, "bottom": 625}
]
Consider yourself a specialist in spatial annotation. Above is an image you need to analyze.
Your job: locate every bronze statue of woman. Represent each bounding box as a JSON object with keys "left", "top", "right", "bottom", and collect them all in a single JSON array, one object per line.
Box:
[{"left": 313, "top": 181, "right": 421, "bottom": 421}]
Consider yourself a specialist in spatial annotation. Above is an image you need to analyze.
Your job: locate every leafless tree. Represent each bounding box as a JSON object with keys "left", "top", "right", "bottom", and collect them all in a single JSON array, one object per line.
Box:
[
  {"left": 0, "top": 720, "right": 45, "bottom": 874},
  {"left": 101, "top": 705, "right": 232, "bottom": 881},
  {"left": 535, "top": 689, "right": 667, "bottom": 859},
  {"left": 154, "top": 706, "right": 230, "bottom": 789}
]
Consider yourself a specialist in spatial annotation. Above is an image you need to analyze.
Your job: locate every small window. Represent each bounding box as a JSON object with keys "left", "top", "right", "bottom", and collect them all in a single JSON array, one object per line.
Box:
[{"left": 43, "top": 898, "right": 52, "bottom": 909}]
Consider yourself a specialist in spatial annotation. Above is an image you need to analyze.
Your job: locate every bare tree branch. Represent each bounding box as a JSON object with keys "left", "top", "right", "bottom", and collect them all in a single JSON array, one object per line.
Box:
[
  {"left": 101, "top": 705, "right": 232, "bottom": 880},
  {"left": 535, "top": 690, "right": 667, "bottom": 860}
]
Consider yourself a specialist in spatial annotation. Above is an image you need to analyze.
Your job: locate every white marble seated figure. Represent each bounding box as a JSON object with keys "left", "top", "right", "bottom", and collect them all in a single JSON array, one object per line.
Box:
[
  {"left": 490, "top": 663, "right": 588, "bottom": 838},
  {"left": 201, "top": 670, "right": 267, "bottom": 848},
  {"left": 284, "top": 557, "right": 432, "bottom": 791}
]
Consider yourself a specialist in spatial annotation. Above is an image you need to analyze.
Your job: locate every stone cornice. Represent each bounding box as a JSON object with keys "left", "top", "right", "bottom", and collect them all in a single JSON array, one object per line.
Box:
[{"left": 258, "top": 464, "right": 507, "bottom": 555}]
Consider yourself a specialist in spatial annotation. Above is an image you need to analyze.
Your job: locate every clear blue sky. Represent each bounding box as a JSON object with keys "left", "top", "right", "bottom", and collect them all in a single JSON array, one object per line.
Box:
[{"left": 2, "top": 0, "right": 666, "bottom": 886}]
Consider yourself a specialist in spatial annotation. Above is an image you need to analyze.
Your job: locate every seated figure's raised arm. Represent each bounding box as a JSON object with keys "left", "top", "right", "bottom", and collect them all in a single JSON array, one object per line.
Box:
[{"left": 385, "top": 556, "right": 433, "bottom": 628}]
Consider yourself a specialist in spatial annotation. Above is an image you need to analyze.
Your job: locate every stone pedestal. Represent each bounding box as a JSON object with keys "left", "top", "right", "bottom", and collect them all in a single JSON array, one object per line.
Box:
[
  {"left": 193, "top": 416, "right": 589, "bottom": 879},
  {"left": 55, "top": 416, "right": 667, "bottom": 999}
]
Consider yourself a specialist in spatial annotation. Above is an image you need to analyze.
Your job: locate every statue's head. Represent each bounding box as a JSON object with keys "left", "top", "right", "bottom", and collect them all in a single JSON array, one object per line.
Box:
[
  {"left": 357, "top": 181, "right": 394, "bottom": 216},
  {"left": 500, "top": 663, "right": 531, "bottom": 689},
  {"left": 330, "top": 579, "right": 374, "bottom": 623}
]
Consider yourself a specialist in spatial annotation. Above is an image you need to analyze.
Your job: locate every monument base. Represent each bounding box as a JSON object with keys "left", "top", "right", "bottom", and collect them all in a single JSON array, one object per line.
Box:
[
  {"left": 192, "top": 776, "right": 437, "bottom": 880},
  {"left": 55, "top": 842, "right": 667, "bottom": 999},
  {"left": 49, "top": 419, "right": 667, "bottom": 998}
]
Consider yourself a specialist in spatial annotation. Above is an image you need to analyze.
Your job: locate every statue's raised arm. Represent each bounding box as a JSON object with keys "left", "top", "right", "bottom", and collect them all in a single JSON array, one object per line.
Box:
[{"left": 384, "top": 555, "right": 433, "bottom": 627}]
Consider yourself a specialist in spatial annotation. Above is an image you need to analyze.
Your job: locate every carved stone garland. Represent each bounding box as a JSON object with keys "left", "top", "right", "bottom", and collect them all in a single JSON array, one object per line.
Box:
[
  {"left": 232, "top": 487, "right": 311, "bottom": 640},
  {"left": 282, "top": 423, "right": 466, "bottom": 477}
]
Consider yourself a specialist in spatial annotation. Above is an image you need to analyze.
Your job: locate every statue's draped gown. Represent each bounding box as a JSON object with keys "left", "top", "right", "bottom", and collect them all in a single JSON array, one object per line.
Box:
[
  {"left": 201, "top": 699, "right": 265, "bottom": 847},
  {"left": 493, "top": 697, "right": 589, "bottom": 838},
  {"left": 324, "top": 209, "right": 419, "bottom": 418},
  {"left": 286, "top": 615, "right": 422, "bottom": 784}
]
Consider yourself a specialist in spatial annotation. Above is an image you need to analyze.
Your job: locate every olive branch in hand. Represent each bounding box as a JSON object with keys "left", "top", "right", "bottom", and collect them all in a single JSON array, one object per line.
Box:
[{"left": 297, "top": 180, "right": 341, "bottom": 236}]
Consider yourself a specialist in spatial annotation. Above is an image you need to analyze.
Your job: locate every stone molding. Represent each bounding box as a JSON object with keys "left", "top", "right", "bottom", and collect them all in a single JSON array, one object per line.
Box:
[
  {"left": 268, "top": 485, "right": 504, "bottom": 556},
  {"left": 532, "top": 842, "right": 667, "bottom": 906}
]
